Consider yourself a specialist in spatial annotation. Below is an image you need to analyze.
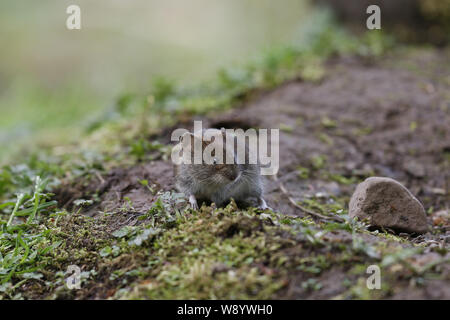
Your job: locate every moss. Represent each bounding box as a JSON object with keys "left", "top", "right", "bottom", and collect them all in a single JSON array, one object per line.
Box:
[
  {"left": 119, "top": 205, "right": 294, "bottom": 299},
  {"left": 296, "top": 166, "right": 310, "bottom": 179},
  {"left": 311, "top": 155, "right": 327, "bottom": 170},
  {"left": 2, "top": 192, "right": 447, "bottom": 300},
  {"left": 323, "top": 173, "right": 357, "bottom": 185}
]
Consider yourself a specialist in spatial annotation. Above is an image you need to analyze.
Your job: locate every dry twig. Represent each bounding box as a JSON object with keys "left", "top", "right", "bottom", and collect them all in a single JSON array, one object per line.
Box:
[{"left": 274, "top": 173, "right": 344, "bottom": 223}]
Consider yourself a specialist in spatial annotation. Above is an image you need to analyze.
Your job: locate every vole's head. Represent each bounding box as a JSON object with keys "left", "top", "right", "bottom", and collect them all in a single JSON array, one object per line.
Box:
[{"left": 180, "top": 128, "right": 240, "bottom": 187}]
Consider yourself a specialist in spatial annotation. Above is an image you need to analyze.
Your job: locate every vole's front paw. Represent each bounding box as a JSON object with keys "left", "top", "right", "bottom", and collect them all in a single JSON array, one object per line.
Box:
[
  {"left": 258, "top": 197, "right": 272, "bottom": 211},
  {"left": 189, "top": 195, "right": 199, "bottom": 210}
]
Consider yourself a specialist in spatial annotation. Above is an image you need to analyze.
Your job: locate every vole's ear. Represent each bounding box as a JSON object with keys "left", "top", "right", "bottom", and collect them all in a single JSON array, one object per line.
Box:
[
  {"left": 180, "top": 132, "right": 203, "bottom": 147},
  {"left": 180, "top": 132, "right": 194, "bottom": 145}
]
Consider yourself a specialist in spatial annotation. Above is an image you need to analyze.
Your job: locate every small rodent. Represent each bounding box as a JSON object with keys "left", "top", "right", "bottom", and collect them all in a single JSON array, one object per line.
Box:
[{"left": 174, "top": 128, "right": 269, "bottom": 210}]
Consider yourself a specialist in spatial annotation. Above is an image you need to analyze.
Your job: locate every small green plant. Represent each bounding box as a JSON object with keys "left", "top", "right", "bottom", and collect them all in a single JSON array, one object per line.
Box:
[
  {"left": 129, "top": 139, "right": 164, "bottom": 160},
  {"left": 279, "top": 123, "right": 294, "bottom": 133},
  {"left": 296, "top": 166, "right": 310, "bottom": 179},
  {"left": 0, "top": 175, "right": 60, "bottom": 296},
  {"left": 311, "top": 155, "right": 327, "bottom": 170}
]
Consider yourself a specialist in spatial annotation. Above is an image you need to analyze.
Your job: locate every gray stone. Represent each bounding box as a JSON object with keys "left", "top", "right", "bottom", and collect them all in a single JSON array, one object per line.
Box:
[{"left": 349, "top": 177, "right": 428, "bottom": 234}]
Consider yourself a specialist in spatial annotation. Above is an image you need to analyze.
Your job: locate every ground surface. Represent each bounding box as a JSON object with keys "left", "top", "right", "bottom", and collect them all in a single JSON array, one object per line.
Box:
[
  {"left": 3, "top": 46, "right": 449, "bottom": 300},
  {"left": 47, "top": 47, "right": 450, "bottom": 299}
]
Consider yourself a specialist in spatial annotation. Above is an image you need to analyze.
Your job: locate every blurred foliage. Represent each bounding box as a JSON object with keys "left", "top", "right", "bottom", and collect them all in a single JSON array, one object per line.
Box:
[
  {"left": 419, "top": 0, "right": 450, "bottom": 24},
  {"left": 0, "top": 0, "right": 311, "bottom": 163},
  {"left": 418, "top": 0, "right": 450, "bottom": 43},
  {"left": 315, "top": 0, "right": 450, "bottom": 45},
  {"left": 97, "top": 10, "right": 393, "bottom": 120},
  {"left": 0, "top": 7, "right": 397, "bottom": 169}
]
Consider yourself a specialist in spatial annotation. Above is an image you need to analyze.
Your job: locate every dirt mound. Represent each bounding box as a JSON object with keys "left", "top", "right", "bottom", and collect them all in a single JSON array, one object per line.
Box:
[
  {"left": 210, "top": 54, "right": 449, "bottom": 219},
  {"left": 56, "top": 51, "right": 449, "bottom": 229}
]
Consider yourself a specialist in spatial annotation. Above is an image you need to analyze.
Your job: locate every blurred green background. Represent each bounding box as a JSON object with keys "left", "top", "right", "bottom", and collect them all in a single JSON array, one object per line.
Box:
[
  {"left": 2, "top": 0, "right": 448, "bottom": 165},
  {"left": 0, "top": 0, "right": 311, "bottom": 163}
]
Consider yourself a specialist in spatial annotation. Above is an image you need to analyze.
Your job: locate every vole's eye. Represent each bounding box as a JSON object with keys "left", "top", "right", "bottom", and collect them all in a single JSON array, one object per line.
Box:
[{"left": 213, "top": 158, "right": 218, "bottom": 164}]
